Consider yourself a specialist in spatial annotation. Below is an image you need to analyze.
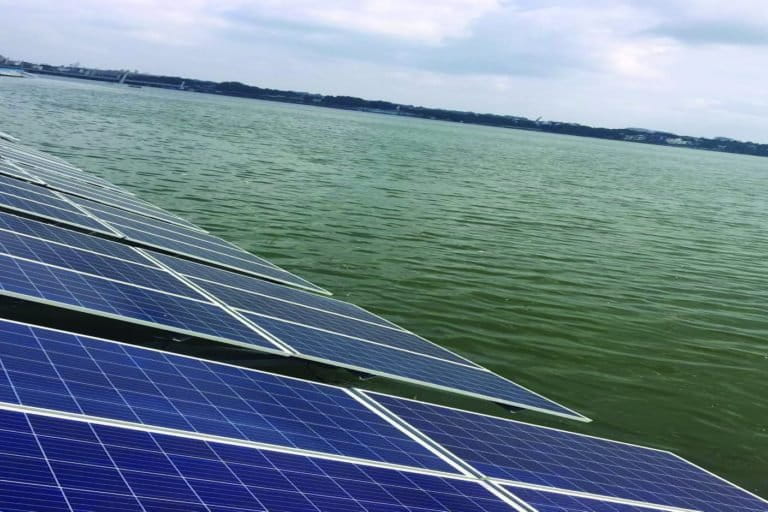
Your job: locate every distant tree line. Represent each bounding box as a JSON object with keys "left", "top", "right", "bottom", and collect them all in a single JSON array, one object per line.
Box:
[{"left": 9, "top": 56, "right": 768, "bottom": 158}]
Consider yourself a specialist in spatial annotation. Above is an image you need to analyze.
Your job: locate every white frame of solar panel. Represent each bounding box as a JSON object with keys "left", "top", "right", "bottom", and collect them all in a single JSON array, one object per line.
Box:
[{"left": 359, "top": 391, "right": 768, "bottom": 512}]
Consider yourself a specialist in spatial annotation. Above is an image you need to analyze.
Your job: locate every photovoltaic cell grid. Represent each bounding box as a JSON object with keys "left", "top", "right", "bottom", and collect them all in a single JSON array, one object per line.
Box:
[
  {"left": 0, "top": 408, "right": 517, "bottom": 512},
  {"left": 0, "top": 174, "right": 114, "bottom": 234},
  {"left": 365, "top": 393, "right": 768, "bottom": 512},
  {"left": 0, "top": 227, "right": 199, "bottom": 298},
  {"left": 151, "top": 251, "right": 399, "bottom": 329},
  {"left": 195, "top": 278, "right": 476, "bottom": 366},
  {"left": 246, "top": 314, "right": 586, "bottom": 421},
  {"left": 503, "top": 487, "right": 681, "bottom": 512},
  {"left": 0, "top": 253, "right": 280, "bottom": 352},
  {"left": 0, "top": 319, "right": 454, "bottom": 473}
]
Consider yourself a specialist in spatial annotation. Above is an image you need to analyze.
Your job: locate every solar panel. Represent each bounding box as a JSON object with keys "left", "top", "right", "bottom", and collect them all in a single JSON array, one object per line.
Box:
[
  {"left": 0, "top": 141, "right": 121, "bottom": 190},
  {"left": 363, "top": 392, "right": 768, "bottom": 512},
  {"left": 71, "top": 196, "right": 266, "bottom": 257},
  {"left": 65, "top": 197, "right": 329, "bottom": 294},
  {"left": 31, "top": 167, "right": 203, "bottom": 231},
  {"left": 502, "top": 487, "right": 692, "bottom": 512},
  {"left": 193, "top": 278, "right": 478, "bottom": 366},
  {"left": 152, "top": 251, "right": 400, "bottom": 328},
  {"left": 0, "top": 253, "right": 282, "bottom": 353},
  {"left": 239, "top": 313, "right": 586, "bottom": 421},
  {"left": 0, "top": 174, "right": 116, "bottom": 235},
  {"left": 0, "top": 319, "right": 456, "bottom": 473},
  {"left": 0, "top": 227, "right": 199, "bottom": 297},
  {"left": 0, "top": 210, "right": 143, "bottom": 263},
  {"left": 0, "top": 407, "right": 520, "bottom": 512},
  {"left": 0, "top": 158, "right": 43, "bottom": 184}
]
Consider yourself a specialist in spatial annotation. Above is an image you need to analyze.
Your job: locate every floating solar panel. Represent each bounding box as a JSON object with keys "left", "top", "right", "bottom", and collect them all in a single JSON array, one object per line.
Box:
[
  {"left": 364, "top": 392, "right": 768, "bottom": 512},
  {"left": 0, "top": 227, "right": 199, "bottom": 296},
  {"left": 0, "top": 157, "right": 43, "bottom": 184},
  {"left": 238, "top": 313, "right": 586, "bottom": 421},
  {"left": 152, "top": 251, "right": 400, "bottom": 328},
  {"left": 0, "top": 174, "right": 117, "bottom": 235},
  {"left": 0, "top": 140, "right": 121, "bottom": 191},
  {"left": 30, "top": 166, "right": 203, "bottom": 231},
  {"left": 192, "top": 277, "right": 478, "bottom": 366},
  {"left": 70, "top": 196, "right": 263, "bottom": 258},
  {"left": 502, "top": 487, "right": 692, "bottom": 512},
  {"left": 0, "top": 252, "right": 282, "bottom": 353},
  {"left": 0, "top": 318, "right": 457, "bottom": 473},
  {"left": 0, "top": 210, "right": 142, "bottom": 263},
  {"left": 66, "top": 196, "right": 329, "bottom": 294},
  {"left": 0, "top": 407, "right": 519, "bottom": 512}
]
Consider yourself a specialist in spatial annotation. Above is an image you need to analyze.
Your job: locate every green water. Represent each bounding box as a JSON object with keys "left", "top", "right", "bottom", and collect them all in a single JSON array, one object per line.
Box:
[{"left": 2, "top": 77, "right": 766, "bottom": 495}]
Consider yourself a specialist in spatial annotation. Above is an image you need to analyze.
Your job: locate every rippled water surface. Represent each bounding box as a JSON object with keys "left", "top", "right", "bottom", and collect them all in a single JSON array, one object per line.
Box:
[{"left": 2, "top": 77, "right": 767, "bottom": 495}]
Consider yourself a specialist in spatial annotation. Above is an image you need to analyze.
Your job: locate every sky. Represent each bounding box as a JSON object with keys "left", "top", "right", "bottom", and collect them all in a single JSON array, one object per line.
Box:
[{"left": 1, "top": 0, "right": 767, "bottom": 141}]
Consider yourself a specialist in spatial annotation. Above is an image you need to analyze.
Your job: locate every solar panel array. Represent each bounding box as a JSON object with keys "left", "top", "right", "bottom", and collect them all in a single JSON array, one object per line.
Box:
[
  {"left": 0, "top": 134, "right": 763, "bottom": 512},
  {"left": 364, "top": 392, "right": 768, "bottom": 512},
  {"left": 0, "top": 408, "right": 518, "bottom": 512}
]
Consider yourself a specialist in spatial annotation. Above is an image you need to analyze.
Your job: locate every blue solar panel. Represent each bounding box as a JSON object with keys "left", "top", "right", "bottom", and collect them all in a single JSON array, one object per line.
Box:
[
  {"left": 0, "top": 227, "right": 199, "bottom": 298},
  {"left": 0, "top": 210, "right": 145, "bottom": 263},
  {"left": 0, "top": 254, "right": 280, "bottom": 351},
  {"left": 71, "top": 196, "right": 266, "bottom": 259},
  {"left": 365, "top": 393, "right": 768, "bottom": 512},
  {"left": 242, "top": 313, "right": 585, "bottom": 421},
  {"left": 0, "top": 175, "right": 113, "bottom": 234},
  {"left": 0, "top": 407, "right": 516, "bottom": 512},
  {"left": 30, "top": 168, "right": 201, "bottom": 231},
  {"left": 197, "top": 278, "right": 475, "bottom": 366},
  {"left": 503, "top": 487, "right": 681, "bottom": 512},
  {"left": 0, "top": 319, "right": 455, "bottom": 473},
  {"left": 65, "top": 198, "right": 330, "bottom": 295},
  {"left": 0, "top": 143, "right": 119, "bottom": 190},
  {"left": 152, "top": 251, "right": 397, "bottom": 328}
]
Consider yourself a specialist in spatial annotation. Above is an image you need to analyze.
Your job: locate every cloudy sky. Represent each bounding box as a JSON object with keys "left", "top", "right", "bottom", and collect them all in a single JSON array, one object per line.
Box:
[{"left": 2, "top": 0, "right": 766, "bottom": 141}]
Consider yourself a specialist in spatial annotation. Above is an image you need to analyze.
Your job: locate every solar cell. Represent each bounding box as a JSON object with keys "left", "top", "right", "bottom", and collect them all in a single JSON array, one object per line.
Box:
[
  {"left": 0, "top": 185, "right": 115, "bottom": 235},
  {"left": 32, "top": 167, "right": 203, "bottom": 231},
  {"left": 0, "top": 318, "right": 456, "bottom": 473},
  {"left": 0, "top": 407, "right": 520, "bottom": 512},
  {"left": 152, "top": 250, "right": 400, "bottom": 328},
  {"left": 0, "top": 227, "right": 199, "bottom": 297},
  {"left": 241, "top": 313, "right": 586, "bottom": 421},
  {"left": 196, "top": 278, "right": 476, "bottom": 366},
  {"left": 364, "top": 392, "right": 768, "bottom": 512},
  {"left": 0, "top": 253, "right": 281, "bottom": 352},
  {"left": 502, "top": 487, "right": 693, "bottom": 512}
]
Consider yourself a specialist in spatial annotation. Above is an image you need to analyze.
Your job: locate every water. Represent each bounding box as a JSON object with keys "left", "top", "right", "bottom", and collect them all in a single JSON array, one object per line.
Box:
[{"left": 2, "top": 77, "right": 766, "bottom": 495}]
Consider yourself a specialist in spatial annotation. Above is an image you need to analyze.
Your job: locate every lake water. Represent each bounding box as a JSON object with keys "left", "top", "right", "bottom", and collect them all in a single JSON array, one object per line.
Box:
[{"left": 1, "top": 76, "right": 766, "bottom": 495}]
